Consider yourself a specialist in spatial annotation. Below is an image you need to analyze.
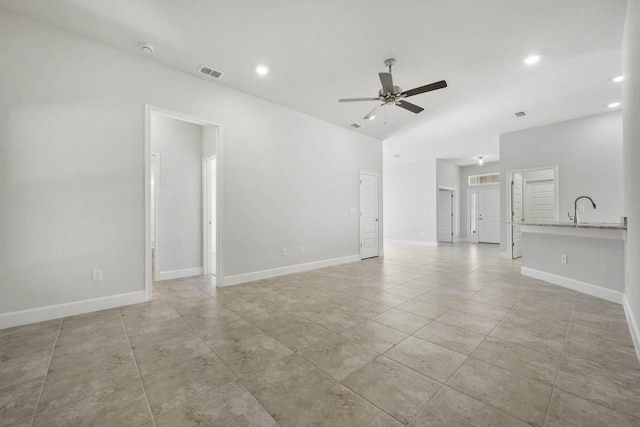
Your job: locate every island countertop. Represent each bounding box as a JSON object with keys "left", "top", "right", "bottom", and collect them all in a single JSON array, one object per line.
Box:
[{"left": 505, "top": 222, "right": 626, "bottom": 230}]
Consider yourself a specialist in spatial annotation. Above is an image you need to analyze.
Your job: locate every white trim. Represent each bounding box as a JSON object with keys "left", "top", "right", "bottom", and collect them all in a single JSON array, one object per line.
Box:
[
  {"left": 0, "top": 291, "right": 147, "bottom": 330},
  {"left": 623, "top": 295, "right": 640, "bottom": 364},
  {"left": 158, "top": 267, "right": 203, "bottom": 281},
  {"left": 385, "top": 239, "right": 438, "bottom": 247},
  {"left": 223, "top": 255, "right": 360, "bottom": 287},
  {"left": 150, "top": 151, "right": 161, "bottom": 281},
  {"left": 521, "top": 267, "right": 623, "bottom": 304}
]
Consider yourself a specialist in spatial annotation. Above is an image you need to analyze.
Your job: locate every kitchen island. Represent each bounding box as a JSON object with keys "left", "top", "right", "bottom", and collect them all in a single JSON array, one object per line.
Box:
[{"left": 518, "top": 222, "right": 626, "bottom": 303}]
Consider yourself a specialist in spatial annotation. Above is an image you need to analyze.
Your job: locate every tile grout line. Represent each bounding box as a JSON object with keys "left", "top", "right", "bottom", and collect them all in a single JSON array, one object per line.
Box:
[
  {"left": 541, "top": 293, "right": 577, "bottom": 426},
  {"left": 177, "top": 304, "right": 280, "bottom": 425},
  {"left": 119, "top": 309, "right": 157, "bottom": 427},
  {"left": 29, "top": 318, "right": 62, "bottom": 427}
]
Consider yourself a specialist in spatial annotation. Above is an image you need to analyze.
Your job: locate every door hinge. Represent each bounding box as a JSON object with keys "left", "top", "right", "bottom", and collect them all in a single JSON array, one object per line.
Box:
[
  {"left": 360, "top": 180, "right": 362, "bottom": 184},
  {"left": 360, "top": 243, "right": 363, "bottom": 247},
  {"left": 511, "top": 180, "right": 514, "bottom": 185},
  {"left": 512, "top": 242, "right": 515, "bottom": 247}
]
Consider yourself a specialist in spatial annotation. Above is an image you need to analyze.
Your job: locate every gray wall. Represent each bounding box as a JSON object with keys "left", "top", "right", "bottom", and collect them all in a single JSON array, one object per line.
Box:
[
  {"left": 0, "top": 11, "right": 381, "bottom": 315},
  {"left": 623, "top": 0, "right": 640, "bottom": 345},
  {"left": 384, "top": 160, "right": 437, "bottom": 244},
  {"left": 458, "top": 161, "right": 500, "bottom": 239},
  {"left": 499, "top": 111, "right": 624, "bottom": 253},
  {"left": 151, "top": 115, "right": 203, "bottom": 275}
]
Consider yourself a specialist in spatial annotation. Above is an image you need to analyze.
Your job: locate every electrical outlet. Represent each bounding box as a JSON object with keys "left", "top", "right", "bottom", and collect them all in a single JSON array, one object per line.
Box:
[
  {"left": 560, "top": 254, "right": 568, "bottom": 264},
  {"left": 93, "top": 269, "right": 103, "bottom": 281},
  {"left": 300, "top": 246, "right": 305, "bottom": 255},
  {"left": 282, "top": 248, "right": 287, "bottom": 256}
]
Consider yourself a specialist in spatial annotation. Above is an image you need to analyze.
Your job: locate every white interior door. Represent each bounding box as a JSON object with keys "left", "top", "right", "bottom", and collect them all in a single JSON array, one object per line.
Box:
[
  {"left": 438, "top": 190, "right": 453, "bottom": 243},
  {"left": 525, "top": 179, "right": 555, "bottom": 223},
  {"left": 360, "top": 173, "right": 379, "bottom": 259},
  {"left": 512, "top": 173, "right": 523, "bottom": 258},
  {"left": 478, "top": 187, "right": 500, "bottom": 244}
]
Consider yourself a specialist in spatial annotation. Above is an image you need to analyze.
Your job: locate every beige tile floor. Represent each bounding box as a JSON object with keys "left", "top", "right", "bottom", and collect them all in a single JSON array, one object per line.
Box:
[{"left": 2, "top": 243, "right": 640, "bottom": 426}]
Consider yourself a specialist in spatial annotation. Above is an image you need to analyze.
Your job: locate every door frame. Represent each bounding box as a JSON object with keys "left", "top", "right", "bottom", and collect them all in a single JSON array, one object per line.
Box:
[
  {"left": 437, "top": 186, "right": 456, "bottom": 245},
  {"left": 144, "top": 105, "right": 225, "bottom": 300},
  {"left": 477, "top": 186, "right": 501, "bottom": 244},
  {"left": 150, "top": 151, "right": 161, "bottom": 281},
  {"left": 203, "top": 155, "right": 216, "bottom": 277},
  {"left": 505, "top": 165, "right": 559, "bottom": 260},
  {"left": 359, "top": 171, "right": 383, "bottom": 259}
]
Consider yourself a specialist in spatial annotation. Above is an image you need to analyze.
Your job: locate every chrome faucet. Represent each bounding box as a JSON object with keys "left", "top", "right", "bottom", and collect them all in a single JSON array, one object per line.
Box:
[{"left": 571, "top": 196, "right": 597, "bottom": 224}]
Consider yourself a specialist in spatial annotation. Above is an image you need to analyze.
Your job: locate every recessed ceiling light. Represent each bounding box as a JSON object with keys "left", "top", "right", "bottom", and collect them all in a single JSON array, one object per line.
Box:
[
  {"left": 612, "top": 75, "right": 624, "bottom": 83},
  {"left": 523, "top": 55, "right": 541, "bottom": 65},
  {"left": 608, "top": 102, "right": 621, "bottom": 108},
  {"left": 368, "top": 115, "right": 376, "bottom": 120},
  {"left": 475, "top": 155, "right": 486, "bottom": 165},
  {"left": 256, "top": 65, "right": 269, "bottom": 75}
]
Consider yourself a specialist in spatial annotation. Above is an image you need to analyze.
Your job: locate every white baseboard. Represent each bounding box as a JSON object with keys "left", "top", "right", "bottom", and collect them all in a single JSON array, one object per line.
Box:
[
  {"left": 521, "top": 267, "right": 623, "bottom": 304},
  {"left": 384, "top": 239, "right": 438, "bottom": 247},
  {"left": 223, "top": 255, "right": 360, "bottom": 287},
  {"left": 623, "top": 295, "right": 640, "bottom": 364},
  {"left": 0, "top": 291, "right": 148, "bottom": 330},
  {"left": 158, "top": 267, "right": 203, "bottom": 281}
]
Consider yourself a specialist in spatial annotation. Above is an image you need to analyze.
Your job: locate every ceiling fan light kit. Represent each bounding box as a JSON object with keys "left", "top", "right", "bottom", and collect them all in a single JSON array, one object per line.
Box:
[{"left": 339, "top": 58, "right": 447, "bottom": 121}]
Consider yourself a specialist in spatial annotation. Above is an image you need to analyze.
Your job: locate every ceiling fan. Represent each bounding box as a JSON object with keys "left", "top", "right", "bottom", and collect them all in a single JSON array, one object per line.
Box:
[{"left": 339, "top": 58, "right": 447, "bottom": 120}]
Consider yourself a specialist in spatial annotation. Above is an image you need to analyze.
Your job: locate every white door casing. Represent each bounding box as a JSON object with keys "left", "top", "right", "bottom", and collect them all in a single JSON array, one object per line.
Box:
[
  {"left": 478, "top": 187, "right": 500, "bottom": 244},
  {"left": 512, "top": 173, "right": 523, "bottom": 258},
  {"left": 438, "top": 189, "right": 453, "bottom": 243},
  {"left": 360, "top": 173, "right": 379, "bottom": 259}
]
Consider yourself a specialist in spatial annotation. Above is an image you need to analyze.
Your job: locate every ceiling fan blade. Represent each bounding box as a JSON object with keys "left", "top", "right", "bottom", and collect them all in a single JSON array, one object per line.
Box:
[
  {"left": 396, "top": 100, "right": 424, "bottom": 114},
  {"left": 379, "top": 72, "right": 394, "bottom": 94},
  {"left": 364, "top": 104, "right": 384, "bottom": 120},
  {"left": 401, "top": 80, "right": 448, "bottom": 98},
  {"left": 338, "top": 98, "right": 380, "bottom": 103}
]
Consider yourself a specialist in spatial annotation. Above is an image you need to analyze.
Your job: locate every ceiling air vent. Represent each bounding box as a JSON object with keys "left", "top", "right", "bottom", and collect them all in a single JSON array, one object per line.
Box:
[
  {"left": 350, "top": 123, "right": 363, "bottom": 129},
  {"left": 515, "top": 111, "right": 526, "bottom": 117},
  {"left": 198, "top": 65, "right": 223, "bottom": 79}
]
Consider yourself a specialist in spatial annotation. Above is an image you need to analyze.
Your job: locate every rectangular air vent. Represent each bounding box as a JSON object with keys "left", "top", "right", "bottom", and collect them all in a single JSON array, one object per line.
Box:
[
  {"left": 198, "top": 65, "right": 224, "bottom": 79},
  {"left": 350, "top": 123, "right": 363, "bottom": 129},
  {"left": 515, "top": 111, "right": 526, "bottom": 117}
]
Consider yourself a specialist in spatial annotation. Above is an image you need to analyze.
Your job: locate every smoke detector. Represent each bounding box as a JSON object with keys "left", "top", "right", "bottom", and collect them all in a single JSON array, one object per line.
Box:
[{"left": 138, "top": 42, "right": 154, "bottom": 54}]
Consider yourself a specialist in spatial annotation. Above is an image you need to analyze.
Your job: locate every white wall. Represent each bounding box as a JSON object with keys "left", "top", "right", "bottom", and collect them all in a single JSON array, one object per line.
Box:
[
  {"left": 436, "top": 159, "right": 460, "bottom": 240},
  {"left": 151, "top": 115, "right": 203, "bottom": 276},
  {"left": 0, "top": 12, "right": 381, "bottom": 323},
  {"left": 623, "top": 0, "right": 640, "bottom": 355},
  {"left": 458, "top": 162, "right": 500, "bottom": 239},
  {"left": 499, "top": 111, "right": 623, "bottom": 253},
  {"left": 384, "top": 160, "right": 437, "bottom": 245}
]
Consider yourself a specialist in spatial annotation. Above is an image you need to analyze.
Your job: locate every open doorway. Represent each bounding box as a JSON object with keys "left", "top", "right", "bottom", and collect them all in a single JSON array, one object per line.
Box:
[
  {"left": 438, "top": 188, "right": 455, "bottom": 243},
  {"left": 507, "top": 166, "right": 558, "bottom": 259},
  {"left": 145, "top": 106, "right": 223, "bottom": 300}
]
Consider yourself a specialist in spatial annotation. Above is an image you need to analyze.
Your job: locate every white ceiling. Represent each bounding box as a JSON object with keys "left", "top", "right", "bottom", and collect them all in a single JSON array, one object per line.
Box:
[{"left": 0, "top": 0, "right": 627, "bottom": 165}]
